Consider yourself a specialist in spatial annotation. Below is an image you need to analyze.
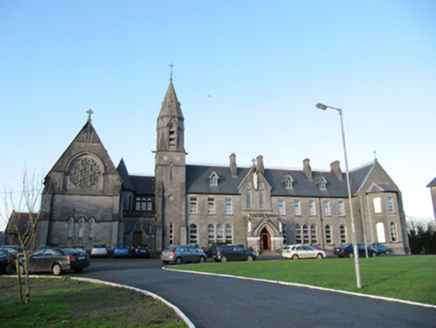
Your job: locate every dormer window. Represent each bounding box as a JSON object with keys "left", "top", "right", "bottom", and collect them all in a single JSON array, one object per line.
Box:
[
  {"left": 209, "top": 172, "right": 219, "bottom": 186},
  {"left": 283, "top": 175, "right": 294, "bottom": 190},
  {"left": 317, "top": 177, "right": 327, "bottom": 191}
]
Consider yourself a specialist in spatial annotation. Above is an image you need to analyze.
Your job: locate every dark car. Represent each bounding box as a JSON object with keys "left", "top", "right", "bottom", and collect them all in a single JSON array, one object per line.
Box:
[
  {"left": 20, "top": 247, "right": 90, "bottom": 275},
  {"left": 206, "top": 242, "right": 227, "bottom": 257},
  {"left": 370, "top": 243, "right": 390, "bottom": 255},
  {"left": 0, "top": 245, "right": 24, "bottom": 259},
  {"left": 0, "top": 250, "right": 16, "bottom": 274},
  {"left": 131, "top": 244, "right": 151, "bottom": 258},
  {"left": 214, "top": 245, "right": 256, "bottom": 262},
  {"left": 334, "top": 243, "right": 378, "bottom": 258}
]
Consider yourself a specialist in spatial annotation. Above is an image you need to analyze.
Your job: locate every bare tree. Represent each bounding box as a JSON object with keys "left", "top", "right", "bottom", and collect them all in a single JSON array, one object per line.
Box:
[{"left": 2, "top": 168, "right": 45, "bottom": 304}]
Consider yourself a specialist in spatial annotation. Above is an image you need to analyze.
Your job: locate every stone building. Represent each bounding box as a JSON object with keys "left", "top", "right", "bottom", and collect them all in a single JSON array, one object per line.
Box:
[
  {"left": 35, "top": 79, "right": 410, "bottom": 255},
  {"left": 427, "top": 178, "right": 436, "bottom": 220}
]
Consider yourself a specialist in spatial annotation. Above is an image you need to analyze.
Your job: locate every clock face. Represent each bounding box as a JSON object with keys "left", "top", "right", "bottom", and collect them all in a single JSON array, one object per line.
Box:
[{"left": 69, "top": 156, "right": 102, "bottom": 189}]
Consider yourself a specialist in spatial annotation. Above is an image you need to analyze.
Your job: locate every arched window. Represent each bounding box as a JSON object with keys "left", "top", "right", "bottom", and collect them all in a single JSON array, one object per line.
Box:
[
  {"left": 169, "top": 122, "right": 176, "bottom": 147},
  {"left": 89, "top": 217, "right": 96, "bottom": 239},
  {"left": 246, "top": 186, "right": 251, "bottom": 209},
  {"left": 208, "top": 224, "right": 215, "bottom": 245},
  {"left": 390, "top": 222, "right": 398, "bottom": 241},
  {"left": 282, "top": 223, "right": 287, "bottom": 245},
  {"left": 295, "top": 224, "right": 302, "bottom": 244},
  {"left": 189, "top": 224, "right": 198, "bottom": 244},
  {"left": 376, "top": 222, "right": 386, "bottom": 243},
  {"left": 136, "top": 197, "right": 147, "bottom": 211},
  {"left": 225, "top": 224, "right": 233, "bottom": 244},
  {"left": 78, "top": 217, "right": 85, "bottom": 239},
  {"left": 303, "top": 224, "right": 309, "bottom": 244},
  {"left": 340, "top": 224, "right": 346, "bottom": 244},
  {"left": 146, "top": 198, "right": 153, "bottom": 211},
  {"left": 216, "top": 224, "right": 224, "bottom": 242},
  {"left": 169, "top": 223, "right": 174, "bottom": 245},
  {"left": 310, "top": 224, "right": 317, "bottom": 244},
  {"left": 67, "top": 217, "right": 75, "bottom": 239},
  {"left": 325, "top": 225, "right": 332, "bottom": 244}
]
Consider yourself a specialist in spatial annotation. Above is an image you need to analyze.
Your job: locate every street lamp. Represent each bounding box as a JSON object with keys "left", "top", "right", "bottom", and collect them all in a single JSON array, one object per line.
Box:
[{"left": 316, "top": 102, "right": 362, "bottom": 289}]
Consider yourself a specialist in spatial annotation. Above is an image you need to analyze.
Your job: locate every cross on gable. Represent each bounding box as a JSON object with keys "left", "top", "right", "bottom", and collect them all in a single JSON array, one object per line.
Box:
[{"left": 87, "top": 109, "right": 94, "bottom": 121}]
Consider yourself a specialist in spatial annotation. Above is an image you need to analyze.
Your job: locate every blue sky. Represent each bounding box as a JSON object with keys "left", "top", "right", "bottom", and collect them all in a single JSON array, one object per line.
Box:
[{"left": 1, "top": 1, "right": 435, "bottom": 230}]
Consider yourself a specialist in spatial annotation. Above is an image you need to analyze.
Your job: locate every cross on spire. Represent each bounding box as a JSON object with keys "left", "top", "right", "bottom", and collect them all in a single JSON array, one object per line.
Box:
[
  {"left": 169, "top": 62, "right": 174, "bottom": 80},
  {"left": 87, "top": 109, "right": 94, "bottom": 122}
]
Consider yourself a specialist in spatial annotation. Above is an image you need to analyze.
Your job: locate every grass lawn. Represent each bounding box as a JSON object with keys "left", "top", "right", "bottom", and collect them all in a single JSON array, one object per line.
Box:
[
  {"left": 0, "top": 277, "right": 187, "bottom": 328},
  {"left": 171, "top": 256, "right": 436, "bottom": 305}
]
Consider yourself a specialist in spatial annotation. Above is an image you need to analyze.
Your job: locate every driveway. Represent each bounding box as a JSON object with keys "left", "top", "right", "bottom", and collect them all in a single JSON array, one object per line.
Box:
[{"left": 79, "top": 256, "right": 435, "bottom": 328}]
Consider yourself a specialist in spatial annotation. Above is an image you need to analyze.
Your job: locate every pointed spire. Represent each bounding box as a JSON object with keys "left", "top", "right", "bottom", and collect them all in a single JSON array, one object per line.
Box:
[{"left": 158, "top": 79, "right": 184, "bottom": 120}]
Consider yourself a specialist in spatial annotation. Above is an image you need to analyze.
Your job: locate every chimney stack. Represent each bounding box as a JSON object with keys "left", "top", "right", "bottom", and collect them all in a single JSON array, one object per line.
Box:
[
  {"left": 303, "top": 158, "right": 312, "bottom": 181},
  {"left": 257, "top": 155, "right": 264, "bottom": 175},
  {"left": 330, "top": 160, "right": 343, "bottom": 181},
  {"left": 229, "top": 153, "right": 237, "bottom": 178}
]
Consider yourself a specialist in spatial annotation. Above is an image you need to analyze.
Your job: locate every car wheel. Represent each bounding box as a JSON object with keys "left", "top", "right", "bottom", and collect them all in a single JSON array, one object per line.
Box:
[
  {"left": 175, "top": 257, "right": 182, "bottom": 265},
  {"left": 52, "top": 263, "right": 62, "bottom": 276},
  {"left": 371, "top": 252, "right": 377, "bottom": 257},
  {"left": 349, "top": 253, "right": 354, "bottom": 258},
  {"left": 316, "top": 253, "right": 323, "bottom": 259},
  {"left": 292, "top": 254, "right": 299, "bottom": 260},
  {"left": 74, "top": 268, "right": 83, "bottom": 273},
  {"left": 199, "top": 256, "right": 206, "bottom": 263},
  {"left": 220, "top": 256, "right": 228, "bottom": 262},
  {"left": 247, "top": 255, "right": 254, "bottom": 262},
  {"left": 385, "top": 251, "right": 389, "bottom": 255}
]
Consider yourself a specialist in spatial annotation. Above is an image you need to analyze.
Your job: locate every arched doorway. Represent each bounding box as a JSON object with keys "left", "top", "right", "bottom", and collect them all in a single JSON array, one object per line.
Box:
[
  {"left": 133, "top": 231, "right": 142, "bottom": 246},
  {"left": 260, "top": 227, "right": 271, "bottom": 251}
]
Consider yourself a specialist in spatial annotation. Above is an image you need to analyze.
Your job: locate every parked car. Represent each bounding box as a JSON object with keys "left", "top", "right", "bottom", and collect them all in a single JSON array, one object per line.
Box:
[
  {"left": 214, "top": 245, "right": 256, "bottom": 262},
  {"left": 370, "top": 243, "right": 390, "bottom": 255},
  {"left": 0, "top": 250, "right": 16, "bottom": 274},
  {"left": 90, "top": 244, "right": 108, "bottom": 257},
  {"left": 113, "top": 244, "right": 131, "bottom": 257},
  {"left": 19, "top": 247, "right": 90, "bottom": 275},
  {"left": 206, "top": 242, "right": 227, "bottom": 257},
  {"left": 282, "top": 245, "right": 326, "bottom": 259},
  {"left": 161, "top": 245, "right": 207, "bottom": 264},
  {"left": 0, "top": 245, "right": 24, "bottom": 259},
  {"left": 334, "top": 243, "right": 378, "bottom": 258},
  {"left": 131, "top": 244, "right": 151, "bottom": 258},
  {"left": 72, "top": 245, "right": 87, "bottom": 253}
]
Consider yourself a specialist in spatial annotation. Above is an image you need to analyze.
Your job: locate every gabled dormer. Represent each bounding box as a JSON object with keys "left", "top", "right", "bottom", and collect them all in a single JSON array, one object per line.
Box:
[
  {"left": 209, "top": 172, "right": 219, "bottom": 186},
  {"left": 282, "top": 174, "right": 294, "bottom": 190},
  {"left": 316, "top": 176, "right": 327, "bottom": 191}
]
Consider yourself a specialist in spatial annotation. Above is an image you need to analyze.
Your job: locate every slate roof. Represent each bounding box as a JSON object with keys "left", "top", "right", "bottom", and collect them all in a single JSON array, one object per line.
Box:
[
  {"left": 186, "top": 162, "right": 378, "bottom": 198},
  {"left": 130, "top": 176, "right": 155, "bottom": 194}
]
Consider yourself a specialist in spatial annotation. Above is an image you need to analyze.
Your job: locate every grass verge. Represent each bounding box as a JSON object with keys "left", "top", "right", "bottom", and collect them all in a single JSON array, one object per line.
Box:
[
  {"left": 171, "top": 256, "right": 436, "bottom": 305},
  {"left": 0, "top": 277, "right": 187, "bottom": 327}
]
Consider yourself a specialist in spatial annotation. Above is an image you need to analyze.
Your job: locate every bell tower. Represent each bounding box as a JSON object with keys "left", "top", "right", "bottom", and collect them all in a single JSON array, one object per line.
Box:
[{"left": 154, "top": 78, "right": 187, "bottom": 251}]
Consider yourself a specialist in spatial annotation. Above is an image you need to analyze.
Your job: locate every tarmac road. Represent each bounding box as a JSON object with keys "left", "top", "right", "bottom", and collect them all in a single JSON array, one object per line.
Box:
[{"left": 78, "top": 256, "right": 436, "bottom": 328}]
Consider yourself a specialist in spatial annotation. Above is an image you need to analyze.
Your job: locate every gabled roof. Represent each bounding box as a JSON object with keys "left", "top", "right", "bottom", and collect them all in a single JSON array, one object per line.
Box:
[
  {"left": 427, "top": 178, "right": 436, "bottom": 188},
  {"left": 366, "top": 182, "right": 398, "bottom": 193},
  {"left": 116, "top": 159, "right": 134, "bottom": 190}
]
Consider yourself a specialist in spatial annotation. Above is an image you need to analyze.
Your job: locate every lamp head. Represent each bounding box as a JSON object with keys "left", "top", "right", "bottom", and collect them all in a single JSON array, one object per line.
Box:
[{"left": 316, "top": 103, "right": 327, "bottom": 110}]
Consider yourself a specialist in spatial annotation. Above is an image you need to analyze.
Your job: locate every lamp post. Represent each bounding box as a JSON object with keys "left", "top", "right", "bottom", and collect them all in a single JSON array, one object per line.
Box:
[{"left": 316, "top": 102, "right": 362, "bottom": 289}]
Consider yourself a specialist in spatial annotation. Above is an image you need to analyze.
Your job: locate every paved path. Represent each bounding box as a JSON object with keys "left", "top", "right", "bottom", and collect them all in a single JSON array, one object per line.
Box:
[{"left": 79, "top": 256, "right": 436, "bottom": 328}]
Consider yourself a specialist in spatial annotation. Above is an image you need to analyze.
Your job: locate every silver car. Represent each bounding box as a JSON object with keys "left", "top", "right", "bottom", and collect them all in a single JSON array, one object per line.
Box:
[{"left": 161, "top": 245, "right": 207, "bottom": 264}]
